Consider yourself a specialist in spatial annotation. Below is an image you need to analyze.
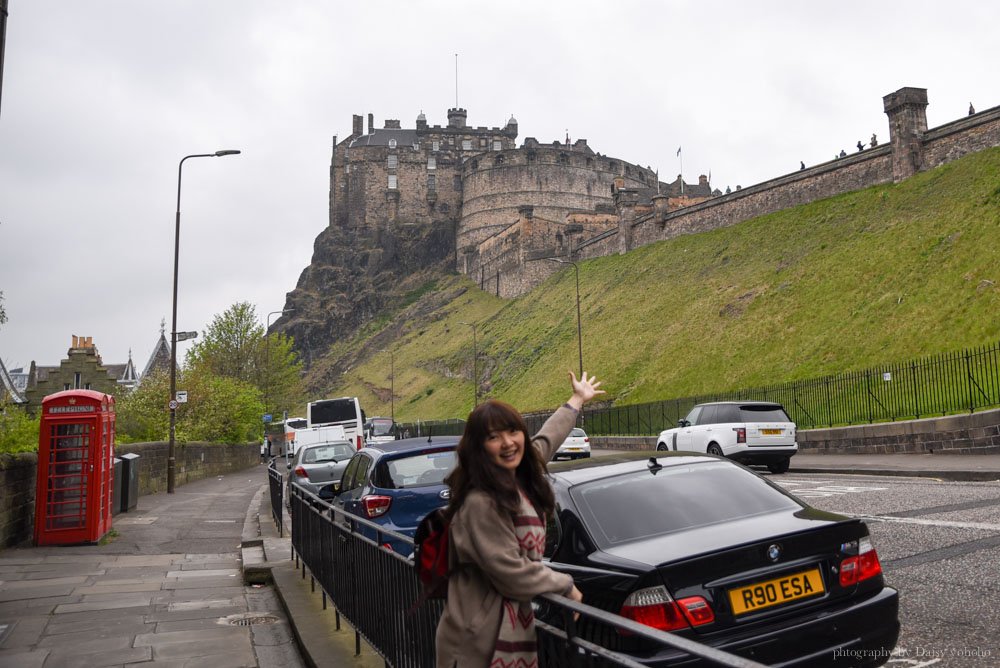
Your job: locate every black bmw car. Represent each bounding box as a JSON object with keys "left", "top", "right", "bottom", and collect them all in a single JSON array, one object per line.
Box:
[{"left": 543, "top": 452, "right": 900, "bottom": 667}]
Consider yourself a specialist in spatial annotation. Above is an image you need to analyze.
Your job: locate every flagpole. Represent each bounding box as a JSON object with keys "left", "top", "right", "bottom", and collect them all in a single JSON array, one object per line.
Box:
[{"left": 678, "top": 147, "right": 683, "bottom": 195}]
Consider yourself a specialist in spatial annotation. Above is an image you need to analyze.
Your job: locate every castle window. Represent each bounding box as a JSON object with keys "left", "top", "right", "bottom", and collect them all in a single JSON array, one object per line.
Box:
[
  {"left": 609, "top": 161, "right": 618, "bottom": 172},
  {"left": 558, "top": 153, "right": 569, "bottom": 165},
  {"left": 494, "top": 154, "right": 504, "bottom": 165},
  {"left": 345, "top": 164, "right": 350, "bottom": 174},
  {"left": 586, "top": 157, "right": 593, "bottom": 167},
  {"left": 527, "top": 151, "right": 536, "bottom": 163},
  {"left": 432, "top": 140, "right": 440, "bottom": 152},
  {"left": 64, "top": 383, "right": 71, "bottom": 391},
  {"left": 462, "top": 139, "right": 472, "bottom": 151},
  {"left": 427, "top": 174, "right": 436, "bottom": 191},
  {"left": 388, "top": 175, "right": 397, "bottom": 190},
  {"left": 412, "top": 142, "right": 420, "bottom": 151},
  {"left": 480, "top": 138, "right": 487, "bottom": 148},
  {"left": 453, "top": 175, "right": 462, "bottom": 190},
  {"left": 389, "top": 139, "right": 397, "bottom": 148},
  {"left": 74, "top": 372, "right": 82, "bottom": 389},
  {"left": 626, "top": 165, "right": 631, "bottom": 175},
  {"left": 471, "top": 159, "right": 479, "bottom": 169},
  {"left": 493, "top": 140, "right": 502, "bottom": 151},
  {"left": 427, "top": 156, "right": 436, "bottom": 170},
  {"left": 387, "top": 154, "right": 398, "bottom": 169}
]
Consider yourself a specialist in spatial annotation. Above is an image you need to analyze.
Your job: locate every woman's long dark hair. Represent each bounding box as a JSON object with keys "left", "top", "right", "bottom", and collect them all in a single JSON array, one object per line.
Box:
[{"left": 445, "top": 399, "right": 555, "bottom": 521}]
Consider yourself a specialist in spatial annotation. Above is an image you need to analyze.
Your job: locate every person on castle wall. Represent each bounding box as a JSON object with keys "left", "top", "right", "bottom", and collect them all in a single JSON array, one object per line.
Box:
[
  {"left": 857, "top": 141, "right": 865, "bottom": 152},
  {"left": 800, "top": 161, "right": 806, "bottom": 170},
  {"left": 839, "top": 149, "right": 847, "bottom": 158},
  {"left": 969, "top": 102, "right": 975, "bottom": 116},
  {"left": 434, "top": 371, "right": 604, "bottom": 668},
  {"left": 871, "top": 133, "right": 878, "bottom": 147}
]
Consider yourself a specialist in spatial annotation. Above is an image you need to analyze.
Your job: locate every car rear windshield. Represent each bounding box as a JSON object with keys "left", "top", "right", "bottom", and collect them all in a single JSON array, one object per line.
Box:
[
  {"left": 302, "top": 443, "right": 355, "bottom": 463},
  {"left": 740, "top": 404, "right": 792, "bottom": 422},
  {"left": 569, "top": 428, "right": 586, "bottom": 437},
  {"left": 369, "top": 419, "right": 395, "bottom": 436},
  {"left": 570, "top": 462, "right": 801, "bottom": 547},
  {"left": 373, "top": 450, "right": 457, "bottom": 489}
]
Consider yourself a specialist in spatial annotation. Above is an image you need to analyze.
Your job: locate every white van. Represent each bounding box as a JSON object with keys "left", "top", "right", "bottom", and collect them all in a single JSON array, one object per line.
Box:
[{"left": 307, "top": 397, "right": 366, "bottom": 450}]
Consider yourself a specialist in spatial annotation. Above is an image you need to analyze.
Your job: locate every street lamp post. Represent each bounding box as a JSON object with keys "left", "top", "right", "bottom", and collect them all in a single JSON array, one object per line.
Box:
[
  {"left": 546, "top": 258, "right": 583, "bottom": 380},
  {"left": 264, "top": 308, "right": 294, "bottom": 417},
  {"left": 458, "top": 321, "right": 478, "bottom": 408},
  {"left": 168, "top": 149, "right": 240, "bottom": 494},
  {"left": 381, "top": 348, "right": 395, "bottom": 421}
]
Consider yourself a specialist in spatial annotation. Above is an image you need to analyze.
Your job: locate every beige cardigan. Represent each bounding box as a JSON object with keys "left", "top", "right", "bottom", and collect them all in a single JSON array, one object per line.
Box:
[{"left": 435, "top": 405, "right": 579, "bottom": 668}]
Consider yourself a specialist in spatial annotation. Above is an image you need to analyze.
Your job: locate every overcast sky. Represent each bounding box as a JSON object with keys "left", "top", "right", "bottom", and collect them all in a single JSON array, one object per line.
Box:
[{"left": 1, "top": 1, "right": 997, "bottom": 372}]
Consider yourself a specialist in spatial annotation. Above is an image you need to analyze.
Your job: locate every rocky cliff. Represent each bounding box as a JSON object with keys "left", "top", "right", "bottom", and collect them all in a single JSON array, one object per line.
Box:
[{"left": 271, "top": 220, "right": 455, "bottom": 389}]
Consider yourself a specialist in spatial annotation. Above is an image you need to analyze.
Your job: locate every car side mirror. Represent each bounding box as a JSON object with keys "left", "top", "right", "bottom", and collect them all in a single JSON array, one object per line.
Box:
[
  {"left": 286, "top": 462, "right": 292, "bottom": 471},
  {"left": 678, "top": 419, "right": 689, "bottom": 428}
]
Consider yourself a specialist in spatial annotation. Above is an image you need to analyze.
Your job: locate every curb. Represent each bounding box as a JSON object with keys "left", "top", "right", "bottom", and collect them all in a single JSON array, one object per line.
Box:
[{"left": 789, "top": 467, "right": 1000, "bottom": 483}]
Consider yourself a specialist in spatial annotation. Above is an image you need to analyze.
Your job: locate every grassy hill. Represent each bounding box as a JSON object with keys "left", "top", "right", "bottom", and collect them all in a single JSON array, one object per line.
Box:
[{"left": 303, "top": 148, "right": 1000, "bottom": 421}]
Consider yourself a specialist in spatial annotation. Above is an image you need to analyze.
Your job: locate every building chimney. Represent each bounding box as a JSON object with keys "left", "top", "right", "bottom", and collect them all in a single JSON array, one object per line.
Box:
[
  {"left": 368, "top": 113, "right": 374, "bottom": 134},
  {"left": 699, "top": 174, "right": 708, "bottom": 186},
  {"left": 384, "top": 119, "right": 401, "bottom": 129},
  {"left": 352, "top": 114, "right": 363, "bottom": 136}
]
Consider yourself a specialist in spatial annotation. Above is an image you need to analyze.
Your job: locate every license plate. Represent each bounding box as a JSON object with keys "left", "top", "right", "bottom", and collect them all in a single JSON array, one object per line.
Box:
[
  {"left": 564, "top": 447, "right": 581, "bottom": 452},
  {"left": 728, "top": 567, "right": 824, "bottom": 616},
  {"left": 761, "top": 428, "right": 783, "bottom": 435}
]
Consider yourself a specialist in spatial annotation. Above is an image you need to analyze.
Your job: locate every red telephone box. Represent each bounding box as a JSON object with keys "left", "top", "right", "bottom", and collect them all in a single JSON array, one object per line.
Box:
[{"left": 34, "top": 390, "right": 115, "bottom": 546}]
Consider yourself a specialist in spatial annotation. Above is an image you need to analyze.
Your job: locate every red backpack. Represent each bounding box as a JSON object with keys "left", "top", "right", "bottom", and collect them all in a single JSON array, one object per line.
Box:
[{"left": 412, "top": 508, "right": 451, "bottom": 607}]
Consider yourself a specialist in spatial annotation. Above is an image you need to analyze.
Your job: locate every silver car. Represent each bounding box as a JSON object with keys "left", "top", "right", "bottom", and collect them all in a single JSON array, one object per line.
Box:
[{"left": 286, "top": 441, "right": 356, "bottom": 498}]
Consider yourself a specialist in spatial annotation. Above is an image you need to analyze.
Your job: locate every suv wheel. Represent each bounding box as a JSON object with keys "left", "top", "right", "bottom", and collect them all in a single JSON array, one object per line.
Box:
[
  {"left": 767, "top": 458, "right": 790, "bottom": 474},
  {"left": 656, "top": 442, "right": 669, "bottom": 451},
  {"left": 707, "top": 443, "right": 724, "bottom": 457}
]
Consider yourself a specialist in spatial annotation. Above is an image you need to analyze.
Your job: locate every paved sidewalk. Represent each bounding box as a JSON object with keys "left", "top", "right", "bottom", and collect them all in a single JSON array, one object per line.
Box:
[
  {"left": 791, "top": 452, "right": 1000, "bottom": 481},
  {"left": 0, "top": 464, "right": 304, "bottom": 668}
]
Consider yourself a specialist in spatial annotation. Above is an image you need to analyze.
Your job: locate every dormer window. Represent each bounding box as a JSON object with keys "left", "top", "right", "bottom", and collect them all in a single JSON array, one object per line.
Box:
[{"left": 389, "top": 139, "right": 397, "bottom": 149}]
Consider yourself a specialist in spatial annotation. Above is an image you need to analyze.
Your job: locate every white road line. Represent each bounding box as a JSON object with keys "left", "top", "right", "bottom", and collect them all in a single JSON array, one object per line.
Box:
[{"left": 854, "top": 514, "right": 1000, "bottom": 532}]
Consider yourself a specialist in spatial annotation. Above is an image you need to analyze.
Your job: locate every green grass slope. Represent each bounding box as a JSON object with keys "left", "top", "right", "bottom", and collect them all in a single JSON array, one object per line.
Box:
[{"left": 305, "top": 148, "right": 1000, "bottom": 421}]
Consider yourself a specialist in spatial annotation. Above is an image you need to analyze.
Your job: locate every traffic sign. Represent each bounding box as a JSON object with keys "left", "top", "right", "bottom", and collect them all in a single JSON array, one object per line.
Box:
[
  {"left": 263, "top": 413, "right": 273, "bottom": 423},
  {"left": 168, "top": 400, "right": 179, "bottom": 410},
  {"left": 175, "top": 390, "right": 188, "bottom": 403}
]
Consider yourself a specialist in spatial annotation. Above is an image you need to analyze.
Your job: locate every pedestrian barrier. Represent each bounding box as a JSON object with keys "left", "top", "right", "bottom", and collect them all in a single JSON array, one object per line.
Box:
[
  {"left": 266, "top": 460, "right": 284, "bottom": 537},
  {"left": 281, "top": 479, "right": 764, "bottom": 668}
]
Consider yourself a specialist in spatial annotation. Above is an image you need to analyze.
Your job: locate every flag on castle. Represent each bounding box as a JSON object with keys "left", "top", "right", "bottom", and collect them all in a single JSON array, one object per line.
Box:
[{"left": 676, "top": 146, "right": 682, "bottom": 156}]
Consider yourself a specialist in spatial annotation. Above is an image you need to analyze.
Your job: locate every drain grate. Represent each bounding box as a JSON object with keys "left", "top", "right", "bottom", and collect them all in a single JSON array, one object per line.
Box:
[{"left": 223, "top": 613, "right": 280, "bottom": 626}]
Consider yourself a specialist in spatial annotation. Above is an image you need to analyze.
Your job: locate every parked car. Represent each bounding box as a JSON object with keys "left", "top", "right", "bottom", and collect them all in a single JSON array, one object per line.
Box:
[
  {"left": 554, "top": 427, "right": 591, "bottom": 460},
  {"left": 364, "top": 416, "right": 397, "bottom": 445},
  {"left": 655, "top": 401, "right": 797, "bottom": 473},
  {"left": 286, "top": 440, "right": 357, "bottom": 501},
  {"left": 541, "top": 452, "right": 899, "bottom": 667},
  {"left": 328, "top": 436, "right": 459, "bottom": 554}
]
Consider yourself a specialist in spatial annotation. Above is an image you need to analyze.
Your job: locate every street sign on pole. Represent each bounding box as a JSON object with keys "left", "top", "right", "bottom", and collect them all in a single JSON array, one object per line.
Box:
[
  {"left": 168, "top": 399, "right": 179, "bottom": 410},
  {"left": 263, "top": 413, "right": 273, "bottom": 423},
  {"left": 175, "top": 390, "right": 188, "bottom": 403}
]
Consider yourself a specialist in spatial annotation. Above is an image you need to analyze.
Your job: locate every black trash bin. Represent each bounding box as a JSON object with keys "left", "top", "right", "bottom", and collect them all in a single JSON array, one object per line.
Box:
[
  {"left": 112, "top": 457, "right": 123, "bottom": 516},
  {"left": 119, "top": 453, "right": 141, "bottom": 513}
]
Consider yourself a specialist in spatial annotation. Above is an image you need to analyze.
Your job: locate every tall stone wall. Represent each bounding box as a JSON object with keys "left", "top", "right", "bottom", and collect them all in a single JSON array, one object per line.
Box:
[
  {"left": 459, "top": 146, "right": 653, "bottom": 295},
  {"left": 0, "top": 442, "right": 259, "bottom": 549}
]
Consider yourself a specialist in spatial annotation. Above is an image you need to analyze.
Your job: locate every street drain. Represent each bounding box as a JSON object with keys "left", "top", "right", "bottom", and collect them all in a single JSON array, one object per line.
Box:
[{"left": 222, "top": 613, "right": 280, "bottom": 626}]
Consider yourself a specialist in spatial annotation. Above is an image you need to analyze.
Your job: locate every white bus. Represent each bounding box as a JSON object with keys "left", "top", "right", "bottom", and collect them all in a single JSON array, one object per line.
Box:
[{"left": 306, "top": 396, "right": 366, "bottom": 450}]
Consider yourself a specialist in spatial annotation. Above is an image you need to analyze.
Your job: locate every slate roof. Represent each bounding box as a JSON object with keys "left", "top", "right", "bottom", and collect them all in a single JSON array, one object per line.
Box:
[{"left": 348, "top": 128, "right": 420, "bottom": 149}]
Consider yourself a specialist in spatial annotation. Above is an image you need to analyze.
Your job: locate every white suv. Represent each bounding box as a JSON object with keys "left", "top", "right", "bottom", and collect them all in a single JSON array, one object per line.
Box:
[{"left": 655, "top": 401, "right": 797, "bottom": 473}]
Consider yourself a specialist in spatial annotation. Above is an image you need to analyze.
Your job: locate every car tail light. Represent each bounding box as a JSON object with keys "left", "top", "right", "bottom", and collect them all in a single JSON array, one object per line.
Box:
[
  {"left": 619, "top": 586, "right": 714, "bottom": 634},
  {"left": 583, "top": 437, "right": 590, "bottom": 442},
  {"left": 733, "top": 427, "right": 746, "bottom": 443},
  {"left": 293, "top": 466, "right": 309, "bottom": 479},
  {"left": 839, "top": 537, "right": 883, "bottom": 587},
  {"left": 362, "top": 495, "right": 392, "bottom": 518}
]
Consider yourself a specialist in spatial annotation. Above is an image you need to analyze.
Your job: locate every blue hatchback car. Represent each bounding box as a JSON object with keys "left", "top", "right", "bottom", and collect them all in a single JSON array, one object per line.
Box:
[{"left": 328, "top": 435, "right": 458, "bottom": 554}]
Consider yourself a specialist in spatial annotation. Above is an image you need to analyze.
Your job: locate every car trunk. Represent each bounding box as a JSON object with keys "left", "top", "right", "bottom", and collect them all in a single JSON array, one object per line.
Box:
[
  {"left": 745, "top": 422, "right": 795, "bottom": 447},
  {"left": 649, "top": 518, "right": 871, "bottom": 636}
]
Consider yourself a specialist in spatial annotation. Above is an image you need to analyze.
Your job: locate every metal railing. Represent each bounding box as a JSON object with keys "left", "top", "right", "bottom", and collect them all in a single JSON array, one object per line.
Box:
[
  {"left": 266, "top": 459, "right": 284, "bottom": 537},
  {"left": 399, "top": 340, "right": 1000, "bottom": 435},
  {"left": 282, "top": 480, "right": 763, "bottom": 668}
]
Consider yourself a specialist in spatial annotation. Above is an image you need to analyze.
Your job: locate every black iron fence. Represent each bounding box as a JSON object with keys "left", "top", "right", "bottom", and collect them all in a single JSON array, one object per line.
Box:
[
  {"left": 267, "top": 459, "right": 284, "bottom": 537},
  {"left": 398, "top": 341, "right": 1000, "bottom": 436},
  {"left": 282, "top": 479, "right": 763, "bottom": 668}
]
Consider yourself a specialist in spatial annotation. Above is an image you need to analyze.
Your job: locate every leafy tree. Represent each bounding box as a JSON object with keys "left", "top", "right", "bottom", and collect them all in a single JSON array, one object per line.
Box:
[
  {"left": 0, "top": 400, "right": 39, "bottom": 454},
  {"left": 186, "top": 302, "right": 262, "bottom": 383},
  {"left": 115, "top": 370, "right": 171, "bottom": 443},
  {"left": 185, "top": 301, "right": 305, "bottom": 418}
]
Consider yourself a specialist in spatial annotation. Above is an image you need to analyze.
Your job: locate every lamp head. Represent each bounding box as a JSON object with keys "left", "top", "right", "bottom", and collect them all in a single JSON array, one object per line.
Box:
[{"left": 215, "top": 150, "right": 241, "bottom": 157}]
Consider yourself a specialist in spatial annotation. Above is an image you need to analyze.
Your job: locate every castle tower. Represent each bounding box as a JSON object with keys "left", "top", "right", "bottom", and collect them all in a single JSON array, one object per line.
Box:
[
  {"left": 883, "top": 87, "right": 929, "bottom": 183},
  {"left": 447, "top": 108, "right": 467, "bottom": 129}
]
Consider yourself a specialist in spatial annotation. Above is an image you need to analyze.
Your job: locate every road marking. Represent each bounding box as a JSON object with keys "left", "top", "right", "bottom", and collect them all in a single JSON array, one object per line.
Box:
[
  {"left": 775, "top": 482, "right": 887, "bottom": 498},
  {"left": 853, "top": 514, "right": 1000, "bottom": 532}
]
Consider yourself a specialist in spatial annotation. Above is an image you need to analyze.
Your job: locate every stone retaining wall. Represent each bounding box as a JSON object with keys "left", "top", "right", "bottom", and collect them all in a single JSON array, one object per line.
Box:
[
  {"left": 590, "top": 408, "right": 1000, "bottom": 456},
  {"left": 0, "top": 442, "right": 259, "bottom": 549}
]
